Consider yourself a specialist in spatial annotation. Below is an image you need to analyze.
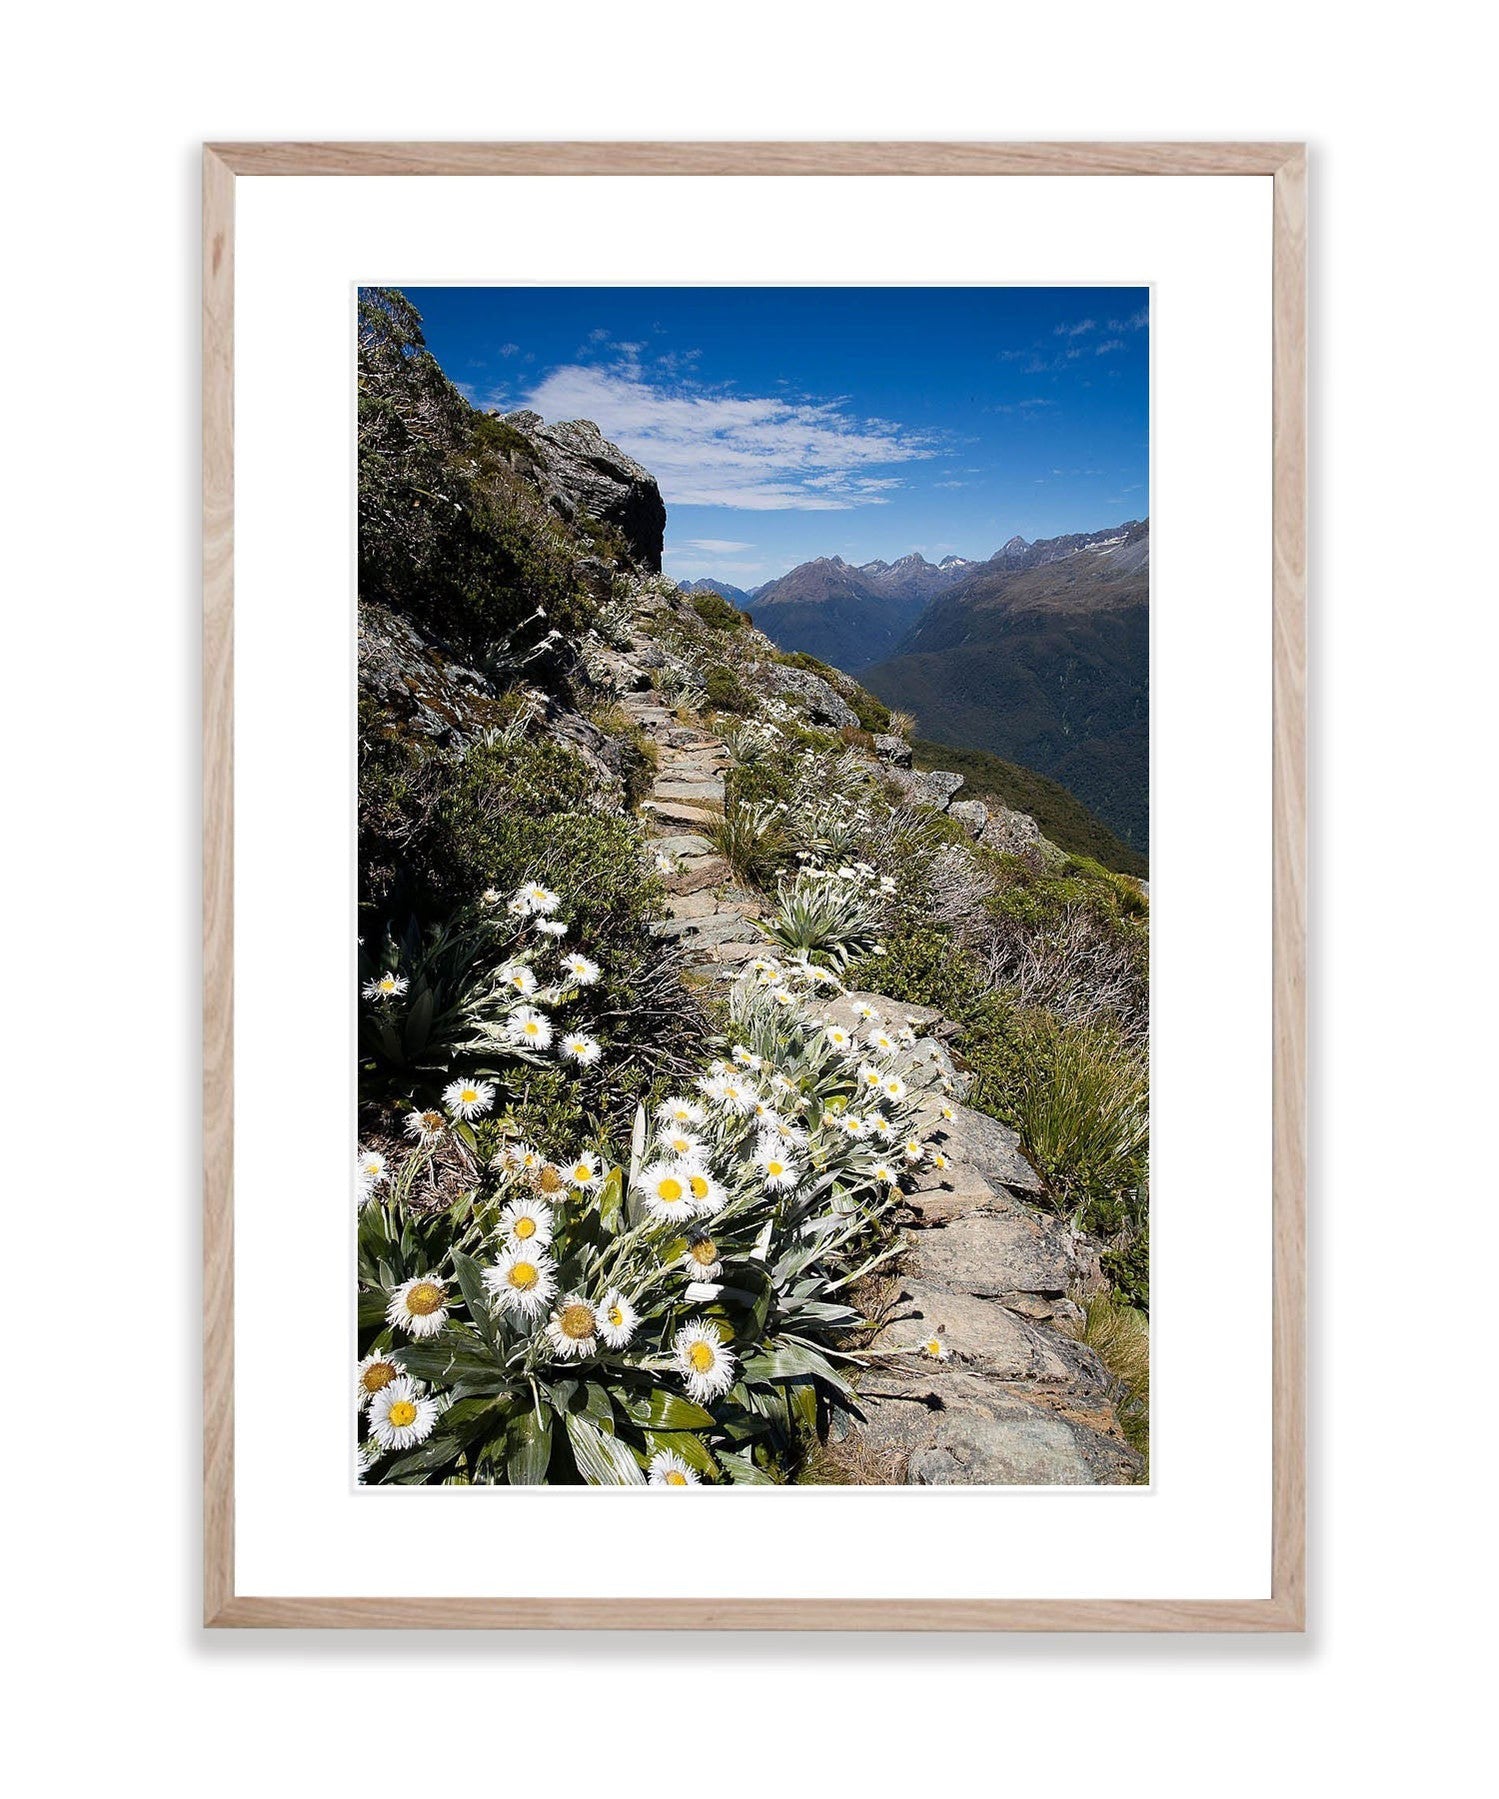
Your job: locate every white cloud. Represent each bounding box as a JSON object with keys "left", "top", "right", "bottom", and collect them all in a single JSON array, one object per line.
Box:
[
  {"left": 521, "top": 363, "right": 938, "bottom": 510},
  {"left": 1094, "top": 338, "right": 1126, "bottom": 355},
  {"left": 678, "top": 538, "right": 755, "bottom": 553},
  {"left": 1054, "top": 318, "right": 1097, "bottom": 337}
]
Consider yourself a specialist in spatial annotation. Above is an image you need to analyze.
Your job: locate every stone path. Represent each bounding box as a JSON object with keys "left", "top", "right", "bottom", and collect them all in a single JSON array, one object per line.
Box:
[
  {"left": 621, "top": 691, "right": 771, "bottom": 982},
  {"left": 613, "top": 669, "right": 1143, "bottom": 1485}
]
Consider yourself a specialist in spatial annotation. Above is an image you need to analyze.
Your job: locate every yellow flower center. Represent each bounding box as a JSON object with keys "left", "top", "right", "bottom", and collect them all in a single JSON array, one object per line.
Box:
[
  {"left": 388, "top": 1400, "right": 418, "bottom": 1428},
  {"left": 688, "top": 1174, "right": 710, "bottom": 1201},
  {"left": 607, "top": 1305, "right": 625, "bottom": 1328},
  {"left": 664, "top": 1470, "right": 687, "bottom": 1485},
  {"left": 572, "top": 1163, "right": 592, "bottom": 1181},
  {"left": 509, "top": 1262, "right": 540, "bottom": 1292},
  {"left": 405, "top": 1282, "right": 444, "bottom": 1317},
  {"left": 361, "top": 1361, "right": 396, "bottom": 1394},
  {"left": 559, "top": 1303, "right": 596, "bottom": 1341},
  {"left": 690, "top": 1239, "right": 718, "bottom": 1267},
  {"left": 514, "top": 1217, "right": 536, "bottom": 1240},
  {"left": 767, "top": 1160, "right": 784, "bottom": 1177},
  {"left": 657, "top": 1177, "right": 684, "bottom": 1204},
  {"left": 687, "top": 1341, "right": 716, "bottom": 1373},
  {"left": 460, "top": 1087, "right": 478, "bottom": 1104},
  {"left": 378, "top": 977, "right": 395, "bottom": 992},
  {"left": 523, "top": 1020, "right": 539, "bottom": 1035},
  {"left": 539, "top": 1166, "right": 564, "bottom": 1194}
]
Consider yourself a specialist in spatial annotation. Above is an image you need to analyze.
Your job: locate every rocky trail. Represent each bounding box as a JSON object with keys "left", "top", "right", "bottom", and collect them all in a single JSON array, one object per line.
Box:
[{"left": 615, "top": 669, "right": 1143, "bottom": 1485}]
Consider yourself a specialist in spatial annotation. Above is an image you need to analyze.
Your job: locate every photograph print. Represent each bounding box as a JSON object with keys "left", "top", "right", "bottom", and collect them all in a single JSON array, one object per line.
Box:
[{"left": 355, "top": 284, "right": 1150, "bottom": 1488}]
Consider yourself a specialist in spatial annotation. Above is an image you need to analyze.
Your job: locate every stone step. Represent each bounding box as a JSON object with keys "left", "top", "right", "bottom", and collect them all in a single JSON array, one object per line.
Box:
[
  {"left": 665, "top": 888, "right": 754, "bottom": 922},
  {"left": 841, "top": 1367, "right": 1142, "bottom": 1486},
  {"left": 650, "top": 833, "right": 716, "bottom": 859},
  {"left": 868, "top": 1281, "right": 1100, "bottom": 1387},
  {"left": 903, "top": 1206, "right": 1078, "bottom": 1300},
  {"left": 706, "top": 936, "right": 768, "bottom": 965},
  {"left": 645, "top": 798, "right": 721, "bottom": 829},
  {"left": 654, "top": 911, "right": 760, "bottom": 946},
  {"left": 665, "top": 855, "right": 733, "bottom": 897},
  {"left": 912, "top": 1100, "right": 1044, "bottom": 1196},
  {"left": 652, "top": 776, "right": 726, "bottom": 804}
]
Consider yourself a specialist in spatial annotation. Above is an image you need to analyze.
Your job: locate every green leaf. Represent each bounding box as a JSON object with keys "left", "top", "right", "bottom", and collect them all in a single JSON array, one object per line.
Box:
[
  {"left": 378, "top": 1433, "right": 464, "bottom": 1482},
  {"left": 718, "top": 1448, "right": 778, "bottom": 1485},
  {"left": 564, "top": 1413, "right": 645, "bottom": 1486},
  {"left": 450, "top": 1248, "right": 494, "bottom": 1346},
  {"left": 506, "top": 1408, "right": 553, "bottom": 1485},
  {"left": 620, "top": 1388, "right": 716, "bottom": 1432},
  {"left": 644, "top": 1429, "right": 718, "bottom": 1478},
  {"left": 597, "top": 1165, "right": 624, "bottom": 1235},
  {"left": 402, "top": 988, "right": 434, "bottom": 1056},
  {"left": 741, "top": 1343, "right": 850, "bottom": 1394},
  {"left": 394, "top": 1326, "right": 505, "bottom": 1387}
]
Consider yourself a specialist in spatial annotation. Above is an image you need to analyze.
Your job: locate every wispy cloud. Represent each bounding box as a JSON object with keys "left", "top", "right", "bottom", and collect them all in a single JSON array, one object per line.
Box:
[
  {"left": 1094, "top": 338, "right": 1126, "bottom": 355},
  {"left": 1054, "top": 318, "right": 1097, "bottom": 338},
  {"left": 679, "top": 538, "right": 755, "bottom": 553},
  {"left": 522, "top": 363, "right": 939, "bottom": 510}
]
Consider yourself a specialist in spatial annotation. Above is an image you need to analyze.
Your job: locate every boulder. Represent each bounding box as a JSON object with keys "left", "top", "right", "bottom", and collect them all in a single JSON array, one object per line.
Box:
[
  {"left": 947, "top": 798, "right": 990, "bottom": 836},
  {"left": 978, "top": 803, "right": 1044, "bottom": 856},
  {"left": 912, "top": 1098, "right": 1045, "bottom": 1196},
  {"left": 759, "top": 662, "right": 860, "bottom": 730},
  {"left": 905, "top": 1206, "right": 1077, "bottom": 1299},
  {"left": 502, "top": 410, "right": 666, "bottom": 571},
  {"left": 872, "top": 733, "right": 913, "bottom": 768},
  {"left": 892, "top": 768, "right": 964, "bottom": 811}
]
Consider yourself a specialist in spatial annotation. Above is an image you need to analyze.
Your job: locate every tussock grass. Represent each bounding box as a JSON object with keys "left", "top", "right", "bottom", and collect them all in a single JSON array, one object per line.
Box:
[
  {"left": 703, "top": 799, "right": 788, "bottom": 885},
  {"left": 1063, "top": 1288, "right": 1150, "bottom": 1459},
  {"left": 1010, "top": 1016, "right": 1148, "bottom": 1218}
]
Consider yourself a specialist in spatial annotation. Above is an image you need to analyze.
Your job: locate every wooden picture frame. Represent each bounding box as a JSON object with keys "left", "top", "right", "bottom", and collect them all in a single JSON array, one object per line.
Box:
[{"left": 203, "top": 140, "right": 1306, "bottom": 1631}]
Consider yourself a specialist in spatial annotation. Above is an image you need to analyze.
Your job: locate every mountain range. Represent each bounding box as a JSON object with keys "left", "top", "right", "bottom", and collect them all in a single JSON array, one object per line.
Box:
[{"left": 689, "top": 522, "right": 1149, "bottom": 852}]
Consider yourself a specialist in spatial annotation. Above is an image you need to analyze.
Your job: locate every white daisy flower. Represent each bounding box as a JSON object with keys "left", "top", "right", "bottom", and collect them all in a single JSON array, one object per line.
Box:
[
  {"left": 897, "top": 1026, "right": 917, "bottom": 1046},
  {"left": 857, "top": 1062, "right": 886, "bottom": 1094},
  {"left": 661, "top": 1097, "right": 707, "bottom": 1129},
  {"left": 484, "top": 1248, "right": 557, "bottom": 1320},
  {"left": 824, "top": 1025, "right": 854, "bottom": 1054},
  {"left": 387, "top": 1276, "right": 450, "bottom": 1338},
  {"left": 354, "top": 1349, "right": 407, "bottom": 1406},
  {"left": 939, "top": 1101, "right": 958, "bottom": 1122},
  {"left": 871, "top": 1161, "right": 899, "bottom": 1185},
  {"left": 769, "top": 987, "right": 796, "bottom": 1009},
  {"left": 558, "top": 1032, "right": 600, "bottom": 1066},
  {"left": 902, "top": 1138, "right": 926, "bottom": 1165},
  {"left": 673, "top": 1321, "right": 737, "bottom": 1403},
  {"left": 883, "top": 1074, "right": 908, "bottom": 1102},
  {"left": 731, "top": 1046, "right": 764, "bottom": 1070},
  {"left": 870, "top": 1115, "right": 895, "bottom": 1139},
  {"left": 536, "top": 918, "right": 569, "bottom": 938},
  {"left": 598, "top": 1290, "right": 638, "bottom": 1349},
  {"left": 565, "top": 1150, "right": 604, "bottom": 1190},
  {"left": 868, "top": 1029, "right": 898, "bottom": 1055},
  {"left": 498, "top": 960, "right": 538, "bottom": 997},
  {"left": 769, "top": 1072, "right": 796, "bottom": 1098},
  {"left": 753, "top": 1137, "right": 801, "bottom": 1192},
  {"left": 772, "top": 1116, "right": 810, "bottom": 1147},
  {"left": 931, "top": 1151, "right": 952, "bottom": 1173},
  {"left": 506, "top": 896, "right": 531, "bottom": 917},
  {"left": 680, "top": 1233, "right": 723, "bottom": 1282},
  {"left": 656, "top": 1125, "right": 705, "bottom": 1160},
  {"left": 681, "top": 1164, "right": 726, "bottom": 1216},
  {"left": 403, "top": 1107, "right": 447, "bottom": 1145},
  {"left": 507, "top": 1006, "right": 553, "bottom": 1051},
  {"left": 367, "top": 1377, "right": 441, "bottom": 1452},
  {"left": 648, "top": 1448, "right": 701, "bottom": 1486},
  {"left": 545, "top": 1295, "right": 600, "bottom": 1360},
  {"left": 480, "top": 887, "right": 502, "bottom": 906},
  {"left": 356, "top": 1148, "right": 388, "bottom": 1188},
  {"left": 919, "top": 1334, "right": 951, "bottom": 1362},
  {"left": 498, "top": 1197, "right": 553, "bottom": 1250},
  {"left": 561, "top": 952, "right": 600, "bottom": 986},
  {"left": 443, "top": 1077, "right": 495, "bottom": 1120},
  {"left": 517, "top": 883, "right": 561, "bottom": 915},
  {"left": 638, "top": 1161, "right": 702, "bottom": 1222},
  {"left": 838, "top": 1112, "right": 869, "bottom": 1141},
  {"left": 852, "top": 1001, "right": 881, "bottom": 1022},
  {"left": 362, "top": 972, "right": 409, "bottom": 1001}
]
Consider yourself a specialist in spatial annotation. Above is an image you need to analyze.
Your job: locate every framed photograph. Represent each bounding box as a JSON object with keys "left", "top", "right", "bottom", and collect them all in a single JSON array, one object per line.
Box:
[{"left": 204, "top": 141, "right": 1305, "bottom": 1629}]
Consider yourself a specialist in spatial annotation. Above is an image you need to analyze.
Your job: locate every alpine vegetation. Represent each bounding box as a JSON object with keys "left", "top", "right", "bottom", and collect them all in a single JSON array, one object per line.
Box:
[{"left": 356, "top": 287, "right": 1150, "bottom": 1485}]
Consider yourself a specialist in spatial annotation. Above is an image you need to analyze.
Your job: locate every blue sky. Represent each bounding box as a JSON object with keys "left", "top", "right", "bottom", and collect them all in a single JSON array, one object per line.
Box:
[{"left": 402, "top": 286, "right": 1149, "bottom": 588}]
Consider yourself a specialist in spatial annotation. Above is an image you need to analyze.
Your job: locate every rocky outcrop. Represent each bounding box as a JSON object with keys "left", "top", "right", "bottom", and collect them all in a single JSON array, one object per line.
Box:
[
  {"left": 753, "top": 660, "right": 861, "bottom": 731},
  {"left": 502, "top": 410, "right": 666, "bottom": 572}
]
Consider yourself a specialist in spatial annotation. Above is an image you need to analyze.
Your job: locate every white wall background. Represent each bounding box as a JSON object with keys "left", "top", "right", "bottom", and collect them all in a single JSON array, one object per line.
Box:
[{"left": 4, "top": 4, "right": 1491, "bottom": 1792}]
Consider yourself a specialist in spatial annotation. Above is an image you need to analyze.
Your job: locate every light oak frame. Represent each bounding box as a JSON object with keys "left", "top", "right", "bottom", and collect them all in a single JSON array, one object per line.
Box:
[{"left": 203, "top": 140, "right": 1306, "bottom": 1631}]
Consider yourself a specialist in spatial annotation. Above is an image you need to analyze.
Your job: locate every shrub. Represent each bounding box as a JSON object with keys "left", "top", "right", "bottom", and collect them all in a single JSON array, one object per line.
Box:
[
  {"left": 688, "top": 591, "right": 746, "bottom": 632},
  {"left": 704, "top": 663, "right": 755, "bottom": 714}
]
